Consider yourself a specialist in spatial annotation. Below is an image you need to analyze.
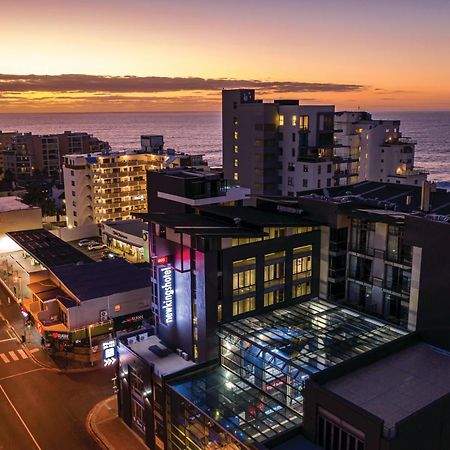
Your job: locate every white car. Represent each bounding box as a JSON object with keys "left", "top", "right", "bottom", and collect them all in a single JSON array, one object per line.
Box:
[
  {"left": 87, "top": 242, "right": 107, "bottom": 251},
  {"left": 78, "top": 239, "right": 94, "bottom": 247}
]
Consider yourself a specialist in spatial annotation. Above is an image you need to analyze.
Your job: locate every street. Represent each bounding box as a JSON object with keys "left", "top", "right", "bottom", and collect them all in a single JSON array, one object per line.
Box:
[{"left": 0, "top": 284, "right": 115, "bottom": 450}]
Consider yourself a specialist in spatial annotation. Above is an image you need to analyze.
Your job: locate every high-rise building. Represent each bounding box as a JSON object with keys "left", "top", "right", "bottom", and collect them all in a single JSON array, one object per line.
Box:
[
  {"left": 335, "top": 111, "right": 428, "bottom": 186},
  {"left": 223, "top": 89, "right": 339, "bottom": 196},
  {"left": 63, "top": 136, "right": 207, "bottom": 227},
  {"left": 1, "top": 131, "right": 108, "bottom": 180}
]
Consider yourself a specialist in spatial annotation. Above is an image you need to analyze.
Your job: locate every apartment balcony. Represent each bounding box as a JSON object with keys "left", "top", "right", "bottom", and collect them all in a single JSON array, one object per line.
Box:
[
  {"left": 348, "top": 271, "right": 373, "bottom": 285},
  {"left": 383, "top": 136, "right": 417, "bottom": 146},
  {"left": 349, "top": 244, "right": 375, "bottom": 257}
]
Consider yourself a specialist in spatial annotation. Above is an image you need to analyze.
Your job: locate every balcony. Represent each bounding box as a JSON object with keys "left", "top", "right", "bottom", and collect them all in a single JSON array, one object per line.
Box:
[{"left": 349, "top": 244, "right": 375, "bottom": 257}]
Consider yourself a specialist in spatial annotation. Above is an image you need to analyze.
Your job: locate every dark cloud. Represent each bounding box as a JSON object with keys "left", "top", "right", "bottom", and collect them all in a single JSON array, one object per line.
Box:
[{"left": 0, "top": 74, "right": 364, "bottom": 94}]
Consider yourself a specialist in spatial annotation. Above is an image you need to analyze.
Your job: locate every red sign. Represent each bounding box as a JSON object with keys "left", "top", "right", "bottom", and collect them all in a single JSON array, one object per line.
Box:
[{"left": 156, "top": 256, "right": 169, "bottom": 265}]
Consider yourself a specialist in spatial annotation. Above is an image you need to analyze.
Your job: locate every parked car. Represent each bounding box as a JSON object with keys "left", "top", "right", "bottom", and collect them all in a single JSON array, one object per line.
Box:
[
  {"left": 100, "top": 251, "right": 120, "bottom": 260},
  {"left": 87, "top": 242, "right": 107, "bottom": 251},
  {"left": 78, "top": 239, "right": 94, "bottom": 247}
]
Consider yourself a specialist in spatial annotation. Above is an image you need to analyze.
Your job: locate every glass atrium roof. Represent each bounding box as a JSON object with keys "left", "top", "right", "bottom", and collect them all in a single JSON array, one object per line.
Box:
[
  {"left": 219, "top": 299, "right": 409, "bottom": 375},
  {"left": 169, "top": 365, "right": 302, "bottom": 446},
  {"left": 220, "top": 299, "right": 408, "bottom": 374}
]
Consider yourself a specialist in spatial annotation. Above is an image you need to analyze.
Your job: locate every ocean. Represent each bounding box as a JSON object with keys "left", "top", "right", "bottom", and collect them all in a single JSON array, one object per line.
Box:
[{"left": 0, "top": 111, "right": 449, "bottom": 187}]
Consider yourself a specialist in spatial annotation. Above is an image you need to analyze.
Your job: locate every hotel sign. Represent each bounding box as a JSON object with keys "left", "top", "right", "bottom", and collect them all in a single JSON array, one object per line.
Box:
[
  {"left": 159, "top": 265, "right": 175, "bottom": 325},
  {"left": 102, "top": 340, "right": 116, "bottom": 367}
]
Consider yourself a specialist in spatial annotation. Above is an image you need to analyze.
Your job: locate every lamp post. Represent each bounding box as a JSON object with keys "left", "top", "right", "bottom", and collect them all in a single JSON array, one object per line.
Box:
[{"left": 88, "top": 324, "right": 93, "bottom": 367}]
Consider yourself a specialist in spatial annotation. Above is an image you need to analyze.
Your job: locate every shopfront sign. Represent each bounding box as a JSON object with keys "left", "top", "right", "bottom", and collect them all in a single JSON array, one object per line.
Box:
[
  {"left": 102, "top": 340, "right": 116, "bottom": 366},
  {"left": 158, "top": 265, "right": 175, "bottom": 325}
]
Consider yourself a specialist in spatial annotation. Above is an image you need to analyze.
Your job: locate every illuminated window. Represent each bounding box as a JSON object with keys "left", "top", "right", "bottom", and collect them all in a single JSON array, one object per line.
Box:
[
  {"left": 279, "top": 115, "right": 285, "bottom": 126},
  {"left": 264, "top": 251, "right": 285, "bottom": 288},
  {"left": 292, "top": 281, "right": 311, "bottom": 299},
  {"left": 299, "top": 115, "right": 309, "bottom": 130},
  {"left": 233, "top": 116, "right": 238, "bottom": 125},
  {"left": 263, "top": 228, "right": 286, "bottom": 240},
  {"left": 217, "top": 303, "right": 222, "bottom": 322},
  {"left": 264, "top": 288, "right": 285, "bottom": 307},
  {"left": 234, "top": 131, "right": 238, "bottom": 140},
  {"left": 232, "top": 296, "right": 255, "bottom": 316},
  {"left": 114, "top": 304, "right": 121, "bottom": 312},
  {"left": 233, "top": 172, "right": 239, "bottom": 181},
  {"left": 293, "top": 255, "right": 312, "bottom": 280},
  {"left": 233, "top": 159, "right": 239, "bottom": 167},
  {"left": 233, "top": 145, "right": 238, "bottom": 153},
  {"left": 292, "top": 115, "right": 297, "bottom": 126}
]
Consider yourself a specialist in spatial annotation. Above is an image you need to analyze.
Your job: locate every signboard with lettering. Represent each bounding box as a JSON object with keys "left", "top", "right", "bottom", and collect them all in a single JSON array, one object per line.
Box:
[
  {"left": 102, "top": 340, "right": 116, "bottom": 366},
  {"left": 158, "top": 265, "right": 175, "bottom": 325}
]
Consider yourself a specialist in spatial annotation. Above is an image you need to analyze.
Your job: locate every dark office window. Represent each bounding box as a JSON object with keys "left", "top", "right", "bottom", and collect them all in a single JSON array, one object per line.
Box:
[
  {"left": 327, "top": 178, "right": 331, "bottom": 187},
  {"left": 318, "top": 165, "right": 322, "bottom": 175},
  {"left": 327, "top": 164, "right": 332, "bottom": 173},
  {"left": 303, "top": 165, "right": 308, "bottom": 173},
  {"left": 292, "top": 148, "right": 295, "bottom": 157},
  {"left": 317, "top": 179, "right": 321, "bottom": 189},
  {"left": 303, "top": 179, "right": 308, "bottom": 188},
  {"left": 292, "top": 133, "right": 296, "bottom": 142}
]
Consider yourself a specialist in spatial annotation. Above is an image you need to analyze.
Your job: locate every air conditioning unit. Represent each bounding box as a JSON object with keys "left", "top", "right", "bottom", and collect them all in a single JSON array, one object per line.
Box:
[
  {"left": 176, "top": 348, "right": 183, "bottom": 356},
  {"left": 127, "top": 336, "right": 137, "bottom": 345},
  {"left": 181, "top": 352, "right": 189, "bottom": 361},
  {"left": 138, "top": 332, "right": 148, "bottom": 342}
]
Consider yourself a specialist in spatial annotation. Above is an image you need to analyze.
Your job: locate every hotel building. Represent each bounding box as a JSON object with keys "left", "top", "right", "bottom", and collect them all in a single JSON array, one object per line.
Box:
[{"left": 63, "top": 136, "right": 206, "bottom": 227}]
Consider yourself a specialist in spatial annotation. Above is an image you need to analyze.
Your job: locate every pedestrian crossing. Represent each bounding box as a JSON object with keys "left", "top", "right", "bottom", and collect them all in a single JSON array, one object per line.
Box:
[{"left": 0, "top": 349, "right": 28, "bottom": 364}]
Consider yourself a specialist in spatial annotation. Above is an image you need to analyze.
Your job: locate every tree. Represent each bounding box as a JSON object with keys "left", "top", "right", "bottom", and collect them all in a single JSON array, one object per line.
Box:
[{"left": 21, "top": 183, "right": 57, "bottom": 217}]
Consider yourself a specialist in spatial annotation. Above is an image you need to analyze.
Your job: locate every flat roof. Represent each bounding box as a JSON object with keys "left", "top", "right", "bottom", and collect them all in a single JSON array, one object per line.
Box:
[
  {"left": 0, "top": 196, "right": 37, "bottom": 212},
  {"left": 200, "top": 205, "right": 320, "bottom": 227},
  {"left": 122, "top": 334, "right": 195, "bottom": 377},
  {"left": 51, "top": 258, "right": 151, "bottom": 302},
  {"left": 220, "top": 299, "right": 409, "bottom": 375},
  {"left": 7, "top": 229, "right": 94, "bottom": 269},
  {"left": 142, "top": 212, "right": 264, "bottom": 237},
  {"left": 325, "top": 342, "right": 450, "bottom": 431},
  {"left": 103, "top": 219, "right": 148, "bottom": 238},
  {"left": 169, "top": 365, "right": 302, "bottom": 445}
]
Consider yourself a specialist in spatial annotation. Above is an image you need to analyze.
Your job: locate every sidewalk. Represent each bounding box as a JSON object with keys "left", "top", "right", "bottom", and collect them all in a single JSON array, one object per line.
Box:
[{"left": 87, "top": 396, "right": 148, "bottom": 450}]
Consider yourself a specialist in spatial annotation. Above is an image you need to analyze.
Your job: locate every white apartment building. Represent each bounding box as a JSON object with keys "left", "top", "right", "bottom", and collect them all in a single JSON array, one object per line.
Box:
[
  {"left": 63, "top": 136, "right": 206, "bottom": 227},
  {"left": 335, "top": 111, "right": 428, "bottom": 186}
]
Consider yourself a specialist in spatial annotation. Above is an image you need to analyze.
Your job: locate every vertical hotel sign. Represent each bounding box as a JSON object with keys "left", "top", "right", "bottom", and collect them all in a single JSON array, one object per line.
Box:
[{"left": 158, "top": 263, "right": 175, "bottom": 325}]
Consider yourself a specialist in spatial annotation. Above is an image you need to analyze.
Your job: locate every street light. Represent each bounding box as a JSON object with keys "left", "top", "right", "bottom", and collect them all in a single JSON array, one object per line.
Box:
[{"left": 88, "top": 324, "right": 94, "bottom": 367}]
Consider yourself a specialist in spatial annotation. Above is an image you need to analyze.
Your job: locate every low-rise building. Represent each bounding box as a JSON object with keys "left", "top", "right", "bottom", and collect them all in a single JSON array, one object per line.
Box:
[{"left": 4, "top": 229, "right": 151, "bottom": 356}]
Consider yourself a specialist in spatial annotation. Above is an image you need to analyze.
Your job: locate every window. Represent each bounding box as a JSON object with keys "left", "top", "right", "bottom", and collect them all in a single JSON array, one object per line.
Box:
[
  {"left": 299, "top": 115, "right": 309, "bottom": 130},
  {"left": 293, "top": 254, "right": 312, "bottom": 280},
  {"left": 73, "top": 211, "right": 77, "bottom": 217},
  {"left": 292, "top": 133, "right": 296, "bottom": 142},
  {"left": 318, "top": 165, "right": 322, "bottom": 175},
  {"left": 263, "top": 227, "right": 286, "bottom": 240},
  {"left": 303, "top": 179, "right": 308, "bottom": 188},
  {"left": 288, "top": 177, "right": 293, "bottom": 186},
  {"left": 217, "top": 303, "right": 222, "bottom": 322},
  {"left": 279, "top": 115, "right": 285, "bottom": 126},
  {"left": 74, "top": 221, "right": 78, "bottom": 226},
  {"left": 233, "top": 269, "right": 256, "bottom": 296},
  {"left": 303, "top": 165, "right": 308, "bottom": 173},
  {"left": 72, "top": 201, "right": 76, "bottom": 207},
  {"left": 71, "top": 191, "right": 75, "bottom": 196},
  {"left": 327, "top": 178, "right": 331, "bottom": 187},
  {"left": 264, "top": 288, "right": 285, "bottom": 306},
  {"left": 233, "top": 116, "right": 238, "bottom": 125},
  {"left": 317, "top": 180, "right": 321, "bottom": 189},
  {"left": 264, "top": 251, "right": 285, "bottom": 288},
  {"left": 292, "top": 281, "right": 311, "bottom": 299},
  {"left": 292, "top": 115, "right": 297, "bottom": 126},
  {"left": 327, "top": 164, "right": 332, "bottom": 173},
  {"left": 233, "top": 159, "right": 239, "bottom": 167},
  {"left": 292, "top": 148, "right": 295, "bottom": 157},
  {"left": 233, "top": 145, "right": 238, "bottom": 153},
  {"left": 232, "top": 297, "right": 255, "bottom": 316},
  {"left": 233, "top": 172, "right": 239, "bottom": 181},
  {"left": 114, "top": 304, "right": 121, "bottom": 312},
  {"left": 288, "top": 163, "right": 295, "bottom": 171},
  {"left": 234, "top": 131, "right": 238, "bottom": 140}
]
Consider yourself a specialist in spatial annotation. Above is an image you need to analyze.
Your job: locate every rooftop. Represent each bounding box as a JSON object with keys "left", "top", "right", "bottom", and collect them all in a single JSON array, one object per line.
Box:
[
  {"left": 220, "top": 299, "right": 408, "bottom": 376},
  {"left": 103, "top": 219, "right": 148, "bottom": 239},
  {"left": 51, "top": 258, "right": 151, "bottom": 302},
  {"left": 325, "top": 343, "right": 450, "bottom": 432},
  {"left": 0, "top": 196, "right": 37, "bottom": 213},
  {"left": 169, "top": 365, "right": 302, "bottom": 446},
  {"left": 121, "top": 333, "right": 195, "bottom": 377},
  {"left": 7, "top": 229, "right": 94, "bottom": 268}
]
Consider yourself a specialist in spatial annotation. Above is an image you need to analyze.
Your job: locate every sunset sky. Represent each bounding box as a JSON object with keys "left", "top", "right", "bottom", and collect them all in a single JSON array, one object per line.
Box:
[{"left": 1, "top": 0, "right": 449, "bottom": 112}]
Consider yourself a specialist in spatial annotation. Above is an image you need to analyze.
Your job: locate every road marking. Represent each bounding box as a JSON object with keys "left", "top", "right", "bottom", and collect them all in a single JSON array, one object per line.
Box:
[
  {"left": 29, "top": 348, "right": 40, "bottom": 354},
  {"left": 8, "top": 351, "right": 19, "bottom": 361},
  {"left": 0, "top": 367, "right": 45, "bottom": 382},
  {"left": 0, "top": 353, "right": 10, "bottom": 363},
  {"left": 0, "top": 384, "right": 43, "bottom": 450},
  {"left": 0, "top": 337, "right": 16, "bottom": 343},
  {"left": 17, "top": 349, "right": 28, "bottom": 359}
]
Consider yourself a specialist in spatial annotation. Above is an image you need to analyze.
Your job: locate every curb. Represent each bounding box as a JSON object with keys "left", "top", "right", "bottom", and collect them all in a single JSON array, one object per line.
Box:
[{"left": 86, "top": 396, "right": 115, "bottom": 450}]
